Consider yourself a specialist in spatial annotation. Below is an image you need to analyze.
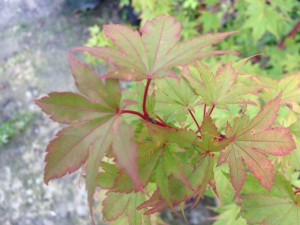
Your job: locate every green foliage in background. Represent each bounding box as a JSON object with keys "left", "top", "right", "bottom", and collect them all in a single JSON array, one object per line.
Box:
[
  {"left": 87, "top": 0, "right": 300, "bottom": 79},
  {"left": 0, "top": 112, "right": 35, "bottom": 147}
]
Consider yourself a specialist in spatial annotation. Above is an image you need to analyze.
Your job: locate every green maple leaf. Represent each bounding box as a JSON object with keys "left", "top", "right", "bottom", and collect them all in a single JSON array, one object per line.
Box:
[
  {"left": 155, "top": 76, "right": 199, "bottom": 123},
  {"left": 138, "top": 153, "right": 215, "bottom": 214},
  {"left": 198, "top": 11, "right": 220, "bottom": 33},
  {"left": 183, "top": 61, "right": 257, "bottom": 107},
  {"left": 96, "top": 161, "right": 118, "bottom": 189},
  {"left": 241, "top": 173, "right": 300, "bottom": 225},
  {"left": 155, "top": 144, "right": 194, "bottom": 206},
  {"left": 197, "top": 116, "right": 234, "bottom": 152},
  {"left": 109, "top": 142, "right": 162, "bottom": 193},
  {"left": 218, "top": 94, "right": 296, "bottom": 198},
  {"left": 70, "top": 15, "right": 236, "bottom": 81},
  {"left": 102, "top": 191, "right": 151, "bottom": 224},
  {"left": 242, "top": 0, "right": 290, "bottom": 41},
  {"left": 213, "top": 204, "right": 247, "bottom": 225},
  {"left": 36, "top": 57, "right": 142, "bottom": 224},
  {"left": 142, "top": 120, "right": 197, "bottom": 148}
]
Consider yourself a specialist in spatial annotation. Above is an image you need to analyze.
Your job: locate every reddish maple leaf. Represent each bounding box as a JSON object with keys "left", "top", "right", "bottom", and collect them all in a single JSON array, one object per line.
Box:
[{"left": 218, "top": 94, "right": 296, "bottom": 198}]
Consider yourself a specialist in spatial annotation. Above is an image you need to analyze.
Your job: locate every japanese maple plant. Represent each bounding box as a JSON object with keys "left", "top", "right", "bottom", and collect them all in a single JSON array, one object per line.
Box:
[{"left": 36, "top": 15, "right": 299, "bottom": 224}]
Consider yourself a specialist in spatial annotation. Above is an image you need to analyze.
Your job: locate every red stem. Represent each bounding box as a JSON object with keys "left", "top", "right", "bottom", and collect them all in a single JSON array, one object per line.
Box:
[
  {"left": 203, "top": 104, "right": 207, "bottom": 118},
  {"left": 279, "top": 19, "right": 300, "bottom": 48},
  {"left": 155, "top": 121, "right": 169, "bottom": 127},
  {"left": 208, "top": 105, "right": 215, "bottom": 116},
  {"left": 122, "top": 78, "right": 173, "bottom": 128},
  {"left": 156, "top": 115, "right": 166, "bottom": 125},
  {"left": 188, "top": 109, "right": 201, "bottom": 133},
  {"left": 121, "top": 110, "right": 147, "bottom": 120},
  {"left": 143, "top": 78, "right": 151, "bottom": 118}
]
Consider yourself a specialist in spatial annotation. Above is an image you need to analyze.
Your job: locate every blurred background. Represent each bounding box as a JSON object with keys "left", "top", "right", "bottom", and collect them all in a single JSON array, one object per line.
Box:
[{"left": 0, "top": 0, "right": 299, "bottom": 225}]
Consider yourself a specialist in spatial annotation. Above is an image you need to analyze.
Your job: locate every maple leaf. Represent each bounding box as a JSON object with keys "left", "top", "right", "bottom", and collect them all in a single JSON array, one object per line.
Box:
[
  {"left": 256, "top": 73, "right": 300, "bottom": 113},
  {"left": 35, "top": 57, "right": 142, "bottom": 224},
  {"left": 197, "top": 116, "right": 234, "bottom": 152},
  {"left": 241, "top": 173, "right": 300, "bottom": 225},
  {"left": 242, "top": 0, "right": 290, "bottom": 41},
  {"left": 155, "top": 144, "right": 194, "bottom": 206},
  {"left": 96, "top": 162, "right": 118, "bottom": 189},
  {"left": 102, "top": 191, "right": 151, "bottom": 225},
  {"left": 142, "top": 120, "right": 197, "bottom": 148},
  {"left": 109, "top": 142, "right": 162, "bottom": 193},
  {"left": 138, "top": 153, "right": 215, "bottom": 214},
  {"left": 218, "top": 94, "right": 296, "bottom": 198},
  {"left": 155, "top": 76, "right": 200, "bottom": 123},
  {"left": 70, "top": 15, "right": 237, "bottom": 81},
  {"left": 183, "top": 60, "right": 258, "bottom": 107},
  {"left": 213, "top": 204, "right": 247, "bottom": 225}
]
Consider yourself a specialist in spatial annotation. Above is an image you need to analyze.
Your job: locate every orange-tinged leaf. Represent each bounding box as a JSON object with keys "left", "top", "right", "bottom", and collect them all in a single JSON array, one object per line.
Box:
[
  {"left": 68, "top": 55, "right": 120, "bottom": 109},
  {"left": 36, "top": 56, "right": 145, "bottom": 223},
  {"left": 104, "top": 24, "right": 149, "bottom": 73},
  {"left": 36, "top": 92, "right": 114, "bottom": 124},
  {"left": 141, "top": 15, "right": 181, "bottom": 74},
  {"left": 242, "top": 92, "right": 282, "bottom": 132},
  {"left": 238, "top": 144, "right": 274, "bottom": 191},
  {"left": 85, "top": 119, "right": 114, "bottom": 222},
  {"left": 218, "top": 94, "right": 296, "bottom": 197},
  {"left": 112, "top": 117, "right": 143, "bottom": 191},
  {"left": 70, "top": 15, "right": 236, "bottom": 81},
  {"left": 227, "top": 146, "right": 246, "bottom": 199},
  {"left": 44, "top": 117, "right": 114, "bottom": 184}
]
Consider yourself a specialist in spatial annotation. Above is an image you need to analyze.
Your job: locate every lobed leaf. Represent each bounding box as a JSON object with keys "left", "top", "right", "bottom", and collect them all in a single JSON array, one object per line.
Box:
[
  {"left": 70, "top": 15, "right": 236, "bottom": 81},
  {"left": 103, "top": 191, "right": 150, "bottom": 224},
  {"left": 142, "top": 120, "right": 197, "bottom": 148},
  {"left": 241, "top": 173, "right": 300, "bottom": 225},
  {"left": 138, "top": 153, "right": 215, "bottom": 214},
  {"left": 36, "top": 56, "right": 144, "bottom": 223},
  {"left": 155, "top": 76, "right": 199, "bottom": 122},
  {"left": 35, "top": 92, "right": 114, "bottom": 124},
  {"left": 198, "top": 116, "right": 233, "bottom": 152},
  {"left": 112, "top": 117, "right": 143, "bottom": 190},
  {"left": 110, "top": 142, "right": 162, "bottom": 193},
  {"left": 69, "top": 55, "right": 120, "bottom": 109},
  {"left": 183, "top": 61, "right": 257, "bottom": 107},
  {"left": 218, "top": 94, "right": 296, "bottom": 197}
]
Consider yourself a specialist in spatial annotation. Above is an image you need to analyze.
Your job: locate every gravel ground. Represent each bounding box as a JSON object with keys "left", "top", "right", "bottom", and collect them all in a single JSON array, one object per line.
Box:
[{"left": 0, "top": 1, "right": 120, "bottom": 224}]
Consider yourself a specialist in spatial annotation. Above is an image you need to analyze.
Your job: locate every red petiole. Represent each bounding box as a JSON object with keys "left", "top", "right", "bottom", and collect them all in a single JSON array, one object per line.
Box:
[
  {"left": 188, "top": 109, "right": 201, "bottom": 134},
  {"left": 121, "top": 78, "right": 171, "bottom": 128},
  {"left": 143, "top": 78, "right": 151, "bottom": 118}
]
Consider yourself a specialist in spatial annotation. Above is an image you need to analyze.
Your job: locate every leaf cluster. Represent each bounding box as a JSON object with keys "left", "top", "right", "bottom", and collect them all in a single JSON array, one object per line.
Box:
[{"left": 36, "top": 15, "right": 300, "bottom": 225}]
